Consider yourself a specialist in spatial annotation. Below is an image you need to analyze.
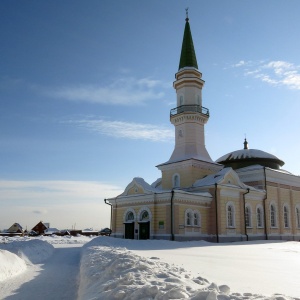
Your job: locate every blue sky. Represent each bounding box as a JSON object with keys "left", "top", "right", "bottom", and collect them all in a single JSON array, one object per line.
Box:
[{"left": 1, "top": 1, "right": 300, "bottom": 231}]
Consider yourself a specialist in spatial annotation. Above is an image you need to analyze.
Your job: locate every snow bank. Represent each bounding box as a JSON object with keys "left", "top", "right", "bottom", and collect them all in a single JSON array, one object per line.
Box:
[
  {"left": 0, "top": 250, "right": 27, "bottom": 282},
  {"left": 0, "top": 239, "right": 54, "bottom": 264},
  {"left": 39, "top": 234, "right": 93, "bottom": 245},
  {"left": 79, "top": 237, "right": 295, "bottom": 300}
]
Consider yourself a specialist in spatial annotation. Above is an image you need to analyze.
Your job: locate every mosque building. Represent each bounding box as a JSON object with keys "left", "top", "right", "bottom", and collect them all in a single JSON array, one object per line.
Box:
[{"left": 105, "top": 13, "right": 300, "bottom": 242}]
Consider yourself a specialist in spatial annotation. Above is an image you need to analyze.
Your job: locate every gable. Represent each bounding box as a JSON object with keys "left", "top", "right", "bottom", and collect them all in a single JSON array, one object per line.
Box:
[
  {"left": 121, "top": 177, "right": 157, "bottom": 197},
  {"left": 127, "top": 184, "right": 145, "bottom": 195}
]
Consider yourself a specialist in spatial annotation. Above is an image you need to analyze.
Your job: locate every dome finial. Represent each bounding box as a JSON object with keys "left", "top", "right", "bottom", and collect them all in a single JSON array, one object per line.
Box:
[
  {"left": 244, "top": 137, "right": 249, "bottom": 150},
  {"left": 185, "top": 7, "right": 189, "bottom": 22}
]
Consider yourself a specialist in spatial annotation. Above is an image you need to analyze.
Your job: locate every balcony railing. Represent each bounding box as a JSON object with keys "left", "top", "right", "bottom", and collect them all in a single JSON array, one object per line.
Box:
[{"left": 170, "top": 105, "right": 209, "bottom": 117}]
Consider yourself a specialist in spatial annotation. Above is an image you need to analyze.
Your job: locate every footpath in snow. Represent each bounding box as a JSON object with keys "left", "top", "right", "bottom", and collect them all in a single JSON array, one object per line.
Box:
[
  {"left": 1, "top": 235, "right": 300, "bottom": 300},
  {"left": 0, "top": 236, "right": 88, "bottom": 300}
]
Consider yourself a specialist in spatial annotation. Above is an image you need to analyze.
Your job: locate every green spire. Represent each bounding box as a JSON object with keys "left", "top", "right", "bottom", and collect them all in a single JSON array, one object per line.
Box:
[{"left": 178, "top": 14, "right": 198, "bottom": 70}]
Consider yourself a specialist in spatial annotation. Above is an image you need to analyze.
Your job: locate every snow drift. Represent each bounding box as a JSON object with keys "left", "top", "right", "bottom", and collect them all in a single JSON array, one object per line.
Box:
[
  {"left": 0, "top": 238, "right": 54, "bottom": 264},
  {"left": 79, "top": 237, "right": 296, "bottom": 300},
  {"left": 0, "top": 250, "right": 27, "bottom": 282},
  {"left": 0, "top": 238, "right": 54, "bottom": 282}
]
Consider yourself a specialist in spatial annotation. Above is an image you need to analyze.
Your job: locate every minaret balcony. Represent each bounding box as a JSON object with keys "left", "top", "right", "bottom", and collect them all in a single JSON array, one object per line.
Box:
[{"left": 170, "top": 105, "right": 209, "bottom": 118}]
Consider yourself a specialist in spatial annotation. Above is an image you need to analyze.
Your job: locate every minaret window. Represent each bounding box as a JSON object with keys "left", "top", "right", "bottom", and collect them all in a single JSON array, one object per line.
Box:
[
  {"left": 178, "top": 129, "right": 183, "bottom": 138},
  {"left": 197, "top": 95, "right": 200, "bottom": 105},
  {"left": 179, "top": 95, "right": 184, "bottom": 106},
  {"left": 173, "top": 174, "right": 180, "bottom": 188}
]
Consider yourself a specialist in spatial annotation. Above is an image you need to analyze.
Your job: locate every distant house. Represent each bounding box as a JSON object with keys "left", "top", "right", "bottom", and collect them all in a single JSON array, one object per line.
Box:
[
  {"left": 31, "top": 221, "right": 49, "bottom": 235},
  {"left": 6, "top": 223, "right": 23, "bottom": 234},
  {"left": 44, "top": 228, "right": 60, "bottom": 235},
  {"left": 0, "top": 223, "right": 24, "bottom": 236},
  {"left": 81, "top": 228, "right": 98, "bottom": 236}
]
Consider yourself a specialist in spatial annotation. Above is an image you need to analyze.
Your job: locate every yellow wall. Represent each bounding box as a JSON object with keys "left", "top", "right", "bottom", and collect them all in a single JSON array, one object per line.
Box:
[{"left": 161, "top": 166, "right": 215, "bottom": 189}]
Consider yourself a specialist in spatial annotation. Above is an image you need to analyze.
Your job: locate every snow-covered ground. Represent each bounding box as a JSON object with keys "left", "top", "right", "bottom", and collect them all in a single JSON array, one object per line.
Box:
[{"left": 0, "top": 235, "right": 299, "bottom": 299}]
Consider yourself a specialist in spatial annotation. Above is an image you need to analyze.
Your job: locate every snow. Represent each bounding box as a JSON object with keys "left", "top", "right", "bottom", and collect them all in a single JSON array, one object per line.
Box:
[
  {"left": 0, "top": 235, "right": 300, "bottom": 299},
  {"left": 79, "top": 238, "right": 300, "bottom": 299},
  {"left": 0, "top": 250, "right": 26, "bottom": 282},
  {"left": 0, "top": 238, "right": 54, "bottom": 265},
  {"left": 216, "top": 149, "right": 282, "bottom": 162}
]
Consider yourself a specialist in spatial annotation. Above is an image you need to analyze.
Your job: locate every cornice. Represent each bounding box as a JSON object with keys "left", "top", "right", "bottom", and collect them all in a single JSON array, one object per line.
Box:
[
  {"left": 157, "top": 158, "right": 222, "bottom": 172},
  {"left": 173, "top": 79, "right": 204, "bottom": 90},
  {"left": 171, "top": 113, "right": 208, "bottom": 125},
  {"left": 266, "top": 168, "right": 300, "bottom": 187}
]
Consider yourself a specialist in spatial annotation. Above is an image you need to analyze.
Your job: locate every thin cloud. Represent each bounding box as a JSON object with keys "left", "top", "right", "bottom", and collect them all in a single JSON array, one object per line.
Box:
[
  {"left": 0, "top": 180, "right": 124, "bottom": 229},
  {"left": 0, "top": 180, "right": 122, "bottom": 202},
  {"left": 32, "top": 210, "right": 47, "bottom": 215},
  {"left": 233, "top": 60, "right": 300, "bottom": 90},
  {"left": 233, "top": 60, "right": 246, "bottom": 67},
  {"left": 39, "top": 76, "right": 168, "bottom": 105},
  {"left": 65, "top": 118, "right": 173, "bottom": 142}
]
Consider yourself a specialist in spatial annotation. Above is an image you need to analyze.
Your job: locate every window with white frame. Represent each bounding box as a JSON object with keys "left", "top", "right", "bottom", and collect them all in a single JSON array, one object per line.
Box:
[
  {"left": 186, "top": 210, "right": 192, "bottom": 226},
  {"left": 283, "top": 205, "right": 289, "bottom": 228},
  {"left": 227, "top": 204, "right": 235, "bottom": 228},
  {"left": 270, "top": 204, "right": 276, "bottom": 227},
  {"left": 173, "top": 174, "right": 180, "bottom": 188},
  {"left": 245, "top": 205, "right": 251, "bottom": 227},
  {"left": 296, "top": 207, "right": 300, "bottom": 229},
  {"left": 256, "top": 206, "right": 263, "bottom": 228},
  {"left": 193, "top": 211, "right": 200, "bottom": 226},
  {"left": 185, "top": 209, "right": 200, "bottom": 227}
]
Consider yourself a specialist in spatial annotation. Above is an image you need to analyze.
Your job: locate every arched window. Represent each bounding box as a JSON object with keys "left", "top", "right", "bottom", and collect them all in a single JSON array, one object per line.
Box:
[
  {"left": 126, "top": 211, "right": 134, "bottom": 222},
  {"left": 256, "top": 206, "right": 263, "bottom": 228},
  {"left": 140, "top": 210, "right": 149, "bottom": 221},
  {"left": 245, "top": 205, "right": 251, "bottom": 227},
  {"left": 227, "top": 203, "right": 235, "bottom": 228},
  {"left": 193, "top": 211, "right": 200, "bottom": 226},
  {"left": 186, "top": 210, "right": 192, "bottom": 226},
  {"left": 123, "top": 208, "right": 136, "bottom": 223},
  {"left": 173, "top": 174, "right": 180, "bottom": 188},
  {"left": 283, "top": 205, "right": 289, "bottom": 228},
  {"left": 270, "top": 204, "right": 276, "bottom": 227},
  {"left": 185, "top": 209, "right": 200, "bottom": 227},
  {"left": 296, "top": 207, "right": 300, "bottom": 229}
]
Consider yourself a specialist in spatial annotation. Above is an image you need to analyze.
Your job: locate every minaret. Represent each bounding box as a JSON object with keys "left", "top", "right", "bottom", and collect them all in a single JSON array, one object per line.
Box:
[{"left": 157, "top": 11, "right": 222, "bottom": 189}]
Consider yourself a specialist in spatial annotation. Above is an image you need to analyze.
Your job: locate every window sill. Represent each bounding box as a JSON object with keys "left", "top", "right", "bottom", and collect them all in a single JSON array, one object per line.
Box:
[{"left": 185, "top": 225, "right": 201, "bottom": 228}]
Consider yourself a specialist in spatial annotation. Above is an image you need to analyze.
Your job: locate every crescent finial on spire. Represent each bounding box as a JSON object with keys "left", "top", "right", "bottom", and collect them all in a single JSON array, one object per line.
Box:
[{"left": 185, "top": 7, "right": 189, "bottom": 21}]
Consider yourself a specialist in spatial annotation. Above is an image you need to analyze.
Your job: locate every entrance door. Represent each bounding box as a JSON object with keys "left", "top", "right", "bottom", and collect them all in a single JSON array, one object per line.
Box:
[
  {"left": 139, "top": 222, "right": 150, "bottom": 240},
  {"left": 124, "top": 222, "right": 134, "bottom": 239}
]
